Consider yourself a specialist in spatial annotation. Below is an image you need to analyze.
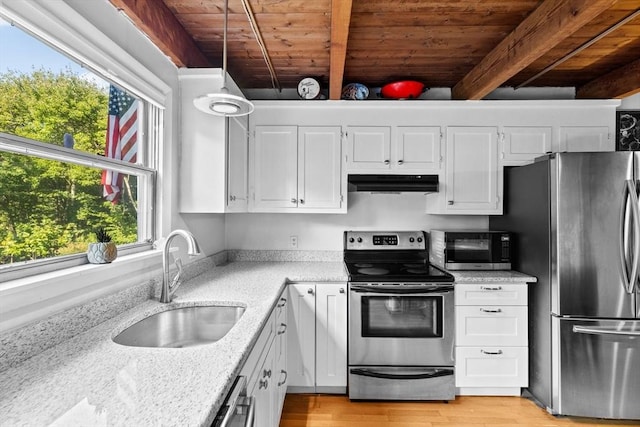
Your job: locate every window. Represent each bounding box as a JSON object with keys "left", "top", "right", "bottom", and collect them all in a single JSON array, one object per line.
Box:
[{"left": 0, "top": 17, "right": 159, "bottom": 281}]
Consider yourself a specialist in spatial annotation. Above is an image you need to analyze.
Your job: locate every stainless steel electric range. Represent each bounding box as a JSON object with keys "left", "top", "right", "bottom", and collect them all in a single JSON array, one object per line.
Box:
[{"left": 344, "top": 230, "right": 456, "bottom": 401}]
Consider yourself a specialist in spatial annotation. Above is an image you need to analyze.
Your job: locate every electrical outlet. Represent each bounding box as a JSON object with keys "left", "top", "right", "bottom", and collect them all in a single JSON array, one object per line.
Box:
[{"left": 290, "top": 235, "right": 298, "bottom": 249}]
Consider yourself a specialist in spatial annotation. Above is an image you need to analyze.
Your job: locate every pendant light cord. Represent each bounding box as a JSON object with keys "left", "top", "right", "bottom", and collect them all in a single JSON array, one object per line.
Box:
[{"left": 222, "top": 0, "right": 229, "bottom": 88}]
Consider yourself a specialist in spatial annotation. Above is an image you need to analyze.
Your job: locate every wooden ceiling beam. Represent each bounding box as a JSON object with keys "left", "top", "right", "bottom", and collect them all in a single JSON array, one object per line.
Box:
[
  {"left": 109, "top": 0, "right": 210, "bottom": 67},
  {"left": 329, "top": 0, "right": 353, "bottom": 100},
  {"left": 577, "top": 58, "right": 640, "bottom": 99},
  {"left": 451, "top": 0, "right": 619, "bottom": 100}
]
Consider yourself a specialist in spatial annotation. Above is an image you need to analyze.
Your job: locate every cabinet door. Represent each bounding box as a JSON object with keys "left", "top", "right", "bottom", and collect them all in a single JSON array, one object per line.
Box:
[
  {"left": 501, "top": 126, "right": 552, "bottom": 166},
  {"left": 445, "top": 126, "right": 500, "bottom": 213},
  {"left": 227, "top": 116, "right": 249, "bottom": 212},
  {"left": 287, "top": 284, "right": 316, "bottom": 388},
  {"left": 298, "top": 127, "right": 343, "bottom": 209},
  {"left": 253, "top": 126, "right": 299, "bottom": 210},
  {"left": 274, "top": 293, "right": 288, "bottom": 421},
  {"left": 346, "top": 126, "right": 391, "bottom": 170},
  {"left": 250, "top": 340, "right": 276, "bottom": 427},
  {"left": 315, "top": 284, "right": 348, "bottom": 388},
  {"left": 395, "top": 126, "right": 442, "bottom": 171},
  {"left": 558, "top": 126, "right": 612, "bottom": 152}
]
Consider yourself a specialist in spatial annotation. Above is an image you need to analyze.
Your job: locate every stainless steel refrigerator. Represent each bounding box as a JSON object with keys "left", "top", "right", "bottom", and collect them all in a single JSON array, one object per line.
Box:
[{"left": 490, "top": 152, "right": 640, "bottom": 420}]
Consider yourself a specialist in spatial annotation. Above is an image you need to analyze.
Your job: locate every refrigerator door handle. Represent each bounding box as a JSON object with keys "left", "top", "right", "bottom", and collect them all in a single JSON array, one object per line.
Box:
[
  {"left": 573, "top": 325, "right": 640, "bottom": 337},
  {"left": 622, "top": 180, "right": 640, "bottom": 295}
]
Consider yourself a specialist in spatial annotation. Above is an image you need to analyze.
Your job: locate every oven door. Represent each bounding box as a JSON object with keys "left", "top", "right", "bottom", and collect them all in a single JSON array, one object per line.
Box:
[{"left": 348, "top": 284, "right": 454, "bottom": 366}]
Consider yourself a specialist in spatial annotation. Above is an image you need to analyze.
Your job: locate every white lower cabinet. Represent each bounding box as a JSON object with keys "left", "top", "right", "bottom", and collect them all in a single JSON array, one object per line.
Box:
[
  {"left": 455, "top": 283, "right": 528, "bottom": 396},
  {"left": 287, "top": 283, "right": 348, "bottom": 393},
  {"left": 241, "top": 289, "right": 288, "bottom": 427}
]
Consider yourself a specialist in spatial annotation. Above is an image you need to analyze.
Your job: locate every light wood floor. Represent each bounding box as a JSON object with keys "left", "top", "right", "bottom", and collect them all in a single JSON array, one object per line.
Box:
[{"left": 279, "top": 394, "right": 640, "bottom": 427}]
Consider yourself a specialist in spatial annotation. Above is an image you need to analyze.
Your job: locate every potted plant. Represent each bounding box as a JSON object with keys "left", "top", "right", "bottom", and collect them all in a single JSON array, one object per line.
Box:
[{"left": 87, "top": 227, "right": 118, "bottom": 264}]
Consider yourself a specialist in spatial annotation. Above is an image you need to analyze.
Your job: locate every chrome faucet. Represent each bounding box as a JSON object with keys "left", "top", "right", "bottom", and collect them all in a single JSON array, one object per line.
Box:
[{"left": 161, "top": 229, "right": 201, "bottom": 303}]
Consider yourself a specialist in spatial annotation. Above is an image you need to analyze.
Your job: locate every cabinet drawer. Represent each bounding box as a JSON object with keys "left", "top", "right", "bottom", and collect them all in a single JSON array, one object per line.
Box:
[
  {"left": 243, "top": 310, "right": 276, "bottom": 393},
  {"left": 455, "top": 306, "right": 527, "bottom": 346},
  {"left": 455, "top": 283, "right": 527, "bottom": 306},
  {"left": 455, "top": 346, "right": 528, "bottom": 387}
]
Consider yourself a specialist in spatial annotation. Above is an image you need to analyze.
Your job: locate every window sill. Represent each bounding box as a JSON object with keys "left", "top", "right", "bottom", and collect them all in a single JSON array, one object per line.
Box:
[{"left": 0, "top": 250, "right": 164, "bottom": 332}]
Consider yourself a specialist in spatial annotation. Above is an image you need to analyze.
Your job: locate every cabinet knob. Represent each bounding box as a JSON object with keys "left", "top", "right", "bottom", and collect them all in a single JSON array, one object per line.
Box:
[
  {"left": 397, "top": 160, "right": 404, "bottom": 165},
  {"left": 229, "top": 195, "right": 236, "bottom": 201},
  {"left": 339, "top": 288, "right": 345, "bottom": 294},
  {"left": 259, "top": 379, "right": 269, "bottom": 389},
  {"left": 277, "top": 297, "right": 287, "bottom": 307},
  {"left": 307, "top": 288, "right": 314, "bottom": 295},
  {"left": 384, "top": 159, "right": 390, "bottom": 165},
  {"left": 299, "top": 199, "right": 304, "bottom": 204},
  {"left": 447, "top": 200, "right": 454, "bottom": 205},
  {"left": 277, "top": 323, "right": 287, "bottom": 335},
  {"left": 291, "top": 198, "right": 297, "bottom": 204},
  {"left": 263, "top": 369, "right": 272, "bottom": 378}
]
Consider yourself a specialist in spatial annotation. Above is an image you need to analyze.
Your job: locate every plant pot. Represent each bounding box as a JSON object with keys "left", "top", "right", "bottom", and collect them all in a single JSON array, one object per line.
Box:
[{"left": 87, "top": 242, "right": 118, "bottom": 264}]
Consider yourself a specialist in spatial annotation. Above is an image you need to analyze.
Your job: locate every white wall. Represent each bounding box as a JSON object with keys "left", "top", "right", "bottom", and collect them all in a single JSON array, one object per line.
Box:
[
  {"left": 620, "top": 92, "right": 640, "bottom": 109},
  {"left": 226, "top": 193, "right": 487, "bottom": 251}
]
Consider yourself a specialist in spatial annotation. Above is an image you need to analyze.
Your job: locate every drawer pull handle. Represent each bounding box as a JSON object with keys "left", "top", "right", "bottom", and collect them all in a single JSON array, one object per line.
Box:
[
  {"left": 480, "top": 308, "right": 502, "bottom": 313},
  {"left": 277, "top": 323, "right": 287, "bottom": 335},
  {"left": 277, "top": 370, "right": 288, "bottom": 386},
  {"left": 480, "top": 286, "right": 503, "bottom": 291},
  {"left": 481, "top": 349, "right": 503, "bottom": 355}
]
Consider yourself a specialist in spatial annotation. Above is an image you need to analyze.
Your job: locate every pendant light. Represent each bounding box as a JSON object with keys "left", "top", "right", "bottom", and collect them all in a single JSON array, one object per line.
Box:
[{"left": 193, "top": 0, "right": 254, "bottom": 116}]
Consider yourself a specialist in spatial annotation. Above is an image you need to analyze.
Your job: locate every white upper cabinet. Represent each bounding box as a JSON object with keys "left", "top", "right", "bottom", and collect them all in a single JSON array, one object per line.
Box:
[
  {"left": 558, "top": 126, "right": 611, "bottom": 152},
  {"left": 298, "top": 127, "right": 343, "bottom": 209},
  {"left": 346, "top": 125, "right": 442, "bottom": 172},
  {"left": 501, "top": 126, "right": 552, "bottom": 166},
  {"left": 251, "top": 125, "right": 344, "bottom": 213},
  {"left": 252, "top": 125, "right": 299, "bottom": 210},
  {"left": 227, "top": 116, "right": 250, "bottom": 212},
  {"left": 428, "top": 126, "right": 501, "bottom": 215},
  {"left": 178, "top": 70, "right": 249, "bottom": 213},
  {"left": 395, "top": 126, "right": 442, "bottom": 171},
  {"left": 346, "top": 126, "right": 391, "bottom": 170}
]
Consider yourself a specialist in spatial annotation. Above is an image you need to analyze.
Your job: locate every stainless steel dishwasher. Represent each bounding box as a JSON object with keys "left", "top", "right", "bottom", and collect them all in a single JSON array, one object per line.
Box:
[{"left": 213, "top": 376, "right": 254, "bottom": 426}]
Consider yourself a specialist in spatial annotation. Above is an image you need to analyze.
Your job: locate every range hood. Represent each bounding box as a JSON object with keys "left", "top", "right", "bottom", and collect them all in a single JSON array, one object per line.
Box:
[{"left": 348, "top": 174, "right": 439, "bottom": 193}]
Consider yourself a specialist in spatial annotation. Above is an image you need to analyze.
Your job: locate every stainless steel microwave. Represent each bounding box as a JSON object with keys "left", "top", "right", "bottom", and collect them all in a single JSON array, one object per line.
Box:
[{"left": 429, "top": 230, "right": 512, "bottom": 271}]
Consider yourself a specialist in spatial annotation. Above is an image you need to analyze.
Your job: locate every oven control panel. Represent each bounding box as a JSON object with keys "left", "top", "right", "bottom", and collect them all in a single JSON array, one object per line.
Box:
[{"left": 344, "top": 231, "right": 426, "bottom": 250}]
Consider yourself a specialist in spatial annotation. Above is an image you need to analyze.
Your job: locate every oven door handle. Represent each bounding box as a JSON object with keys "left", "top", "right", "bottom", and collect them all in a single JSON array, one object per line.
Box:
[
  {"left": 349, "top": 368, "right": 454, "bottom": 380},
  {"left": 349, "top": 285, "right": 453, "bottom": 294}
]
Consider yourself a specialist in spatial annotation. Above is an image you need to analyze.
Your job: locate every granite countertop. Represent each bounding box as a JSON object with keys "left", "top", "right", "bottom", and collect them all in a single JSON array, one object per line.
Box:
[
  {"left": 0, "top": 261, "right": 347, "bottom": 427},
  {"left": 449, "top": 270, "right": 537, "bottom": 283},
  {"left": 0, "top": 262, "right": 535, "bottom": 426}
]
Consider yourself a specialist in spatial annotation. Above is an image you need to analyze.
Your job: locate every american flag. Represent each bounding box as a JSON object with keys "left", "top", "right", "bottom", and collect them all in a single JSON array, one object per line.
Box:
[{"left": 101, "top": 84, "right": 138, "bottom": 204}]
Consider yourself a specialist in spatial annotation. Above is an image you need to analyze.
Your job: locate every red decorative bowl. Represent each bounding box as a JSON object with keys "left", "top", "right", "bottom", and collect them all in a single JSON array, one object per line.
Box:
[{"left": 380, "top": 81, "right": 425, "bottom": 99}]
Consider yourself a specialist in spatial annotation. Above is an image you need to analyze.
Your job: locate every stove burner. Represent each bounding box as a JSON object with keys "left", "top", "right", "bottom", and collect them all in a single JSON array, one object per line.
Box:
[
  {"left": 403, "top": 263, "right": 426, "bottom": 268},
  {"left": 354, "top": 263, "right": 374, "bottom": 268},
  {"left": 358, "top": 267, "right": 390, "bottom": 276},
  {"left": 405, "top": 268, "right": 427, "bottom": 274}
]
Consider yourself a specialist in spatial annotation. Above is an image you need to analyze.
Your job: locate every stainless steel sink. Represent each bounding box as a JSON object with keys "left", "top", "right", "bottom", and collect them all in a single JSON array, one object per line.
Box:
[{"left": 113, "top": 305, "right": 245, "bottom": 348}]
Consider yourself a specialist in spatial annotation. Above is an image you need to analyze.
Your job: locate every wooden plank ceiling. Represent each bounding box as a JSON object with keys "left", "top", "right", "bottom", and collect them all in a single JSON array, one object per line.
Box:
[{"left": 110, "top": 0, "right": 640, "bottom": 100}]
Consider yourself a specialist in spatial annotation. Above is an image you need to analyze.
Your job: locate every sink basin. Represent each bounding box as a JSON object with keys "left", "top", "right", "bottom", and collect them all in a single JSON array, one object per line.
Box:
[{"left": 113, "top": 305, "right": 245, "bottom": 348}]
